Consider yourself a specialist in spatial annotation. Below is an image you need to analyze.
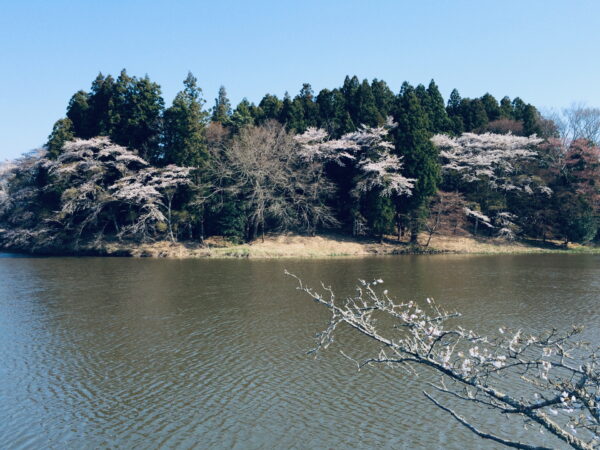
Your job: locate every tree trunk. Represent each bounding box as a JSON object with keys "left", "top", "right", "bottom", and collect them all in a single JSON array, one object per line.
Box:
[
  {"left": 425, "top": 232, "right": 433, "bottom": 248},
  {"left": 410, "top": 230, "right": 419, "bottom": 244},
  {"left": 167, "top": 195, "right": 175, "bottom": 243}
]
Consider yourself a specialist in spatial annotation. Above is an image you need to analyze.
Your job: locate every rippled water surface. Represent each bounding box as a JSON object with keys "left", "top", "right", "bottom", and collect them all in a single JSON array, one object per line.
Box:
[{"left": 0, "top": 254, "right": 599, "bottom": 449}]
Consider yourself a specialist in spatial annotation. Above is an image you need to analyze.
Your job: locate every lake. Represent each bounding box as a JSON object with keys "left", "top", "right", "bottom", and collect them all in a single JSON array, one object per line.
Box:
[{"left": 0, "top": 254, "right": 598, "bottom": 449}]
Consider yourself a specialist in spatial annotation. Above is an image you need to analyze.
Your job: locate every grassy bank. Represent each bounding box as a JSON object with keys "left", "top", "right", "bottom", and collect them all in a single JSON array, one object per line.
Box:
[{"left": 92, "top": 233, "right": 599, "bottom": 258}]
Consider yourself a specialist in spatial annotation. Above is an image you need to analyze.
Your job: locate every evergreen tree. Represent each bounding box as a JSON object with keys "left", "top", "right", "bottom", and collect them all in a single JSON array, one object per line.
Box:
[
  {"left": 163, "top": 72, "right": 209, "bottom": 167},
  {"left": 211, "top": 86, "right": 232, "bottom": 124},
  {"left": 291, "top": 83, "right": 318, "bottom": 130},
  {"left": 447, "top": 88, "right": 462, "bottom": 116},
  {"left": 511, "top": 97, "right": 527, "bottom": 121},
  {"left": 230, "top": 98, "right": 256, "bottom": 132},
  {"left": 425, "top": 80, "right": 452, "bottom": 133},
  {"left": 356, "top": 79, "right": 382, "bottom": 126},
  {"left": 109, "top": 70, "right": 164, "bottom": 161},
  {"left": 446, "top": 88, "right": 464, "bottom": 134},
  {"left": 371, "top": 79, "right": 395, "bottom": 119},
  {"left": 500, "top": 96, "right": 513, "bottom": 118},
  {"left": 87, "top": 73, "right": 116, "bottom": 137},
  {"left": 460, "top": 98, "right": 488, "bottom": 131},
  {"left": 258, "top": 94, "right": 283, "bottom": 123},
  {"left": 393, "top": 82, "right": 440, "bottom": 242},
  {"left": 365, "top": 189, "right": 395, "bottom": 242},
  {"left": 522, "top": 104, "right": 541, "bottom": 136},
  {"left": 480, "top": 93, "right": 501, "bottom": 122},
  {"left": 66, "top": 91, "right": 92, "bottom": 138},
  {"left": 341, "top": 75, "right": 360, "bottom": 123},
  {"left": 279, "top": 92, "right": 304, "bottom": 131},
  {"left": 316, "top": 88, "right": 348, "bottom": 136},
  {"left": 46, "top": 118, "right": 75, "bottom": 158}
]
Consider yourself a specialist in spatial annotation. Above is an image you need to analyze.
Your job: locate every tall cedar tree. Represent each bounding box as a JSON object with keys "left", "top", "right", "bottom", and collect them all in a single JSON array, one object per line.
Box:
[
  {"left": 425, "top": 80, "right": 452, "bottom": 133},
  {"left": 109, "top": 70, "right": 164, "bottom": 162},
  {"left": 294, "top": 83, "right": 319, "bottom": 130},
  {"left": 279, "top": 92, "right": 304, "bottom": 131},
  {"left": 66, "top": 91, "right": 92, "bottom": 138},
  {"left": 316, "top": 88, "right": 350, "bottom": 137},
  {"left": 371, "top": 79, "right": 395, "bottom": 119},
  {"left": 258, "top": 94, "right": 283, "bottom": 124},
  {"left": 230, "top": 99, "right": 256, "bottom": 133},
  {"left": 46, "top": 118, "right": 75, "bottom": 158},
  {"left": 211, "top": 86, "right": 232, "bottom": 125},
  {"left": 355, "top": 79, "right": 382, "bottom": 126},
  {"left": 163, "top": 72, "right": 209, "bottom": 167},
  {"left": 393, "top": 82, "right": 440, "bottom": 242},
  {"left": 446, "top": 88, "right": 464, "bottom": 134},
  {"left": 88, "top": 73, "right": 115, "bottom": 136}
]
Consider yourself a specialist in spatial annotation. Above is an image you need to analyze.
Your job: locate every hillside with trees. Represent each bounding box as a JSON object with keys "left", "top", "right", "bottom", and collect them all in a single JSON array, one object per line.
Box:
[{"left": 1, "top": 70, "right": 598, "bottom": 254}]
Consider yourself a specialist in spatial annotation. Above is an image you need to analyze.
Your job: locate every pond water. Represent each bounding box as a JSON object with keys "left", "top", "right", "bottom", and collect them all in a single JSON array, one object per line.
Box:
[{"left": 0, "top": 254, "right": 598, "bottom": 448}]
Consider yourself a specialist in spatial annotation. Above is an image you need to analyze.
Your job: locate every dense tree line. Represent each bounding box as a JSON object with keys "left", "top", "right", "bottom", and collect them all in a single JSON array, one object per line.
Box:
[{"left": 1, "top": 70, "right": 598, "bottom": 252}]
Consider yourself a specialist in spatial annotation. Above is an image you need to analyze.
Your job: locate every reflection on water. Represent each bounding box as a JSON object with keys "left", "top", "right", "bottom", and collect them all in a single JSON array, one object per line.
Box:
[{"left": 0, "top": 254, "right": 598, "bottom": 448}]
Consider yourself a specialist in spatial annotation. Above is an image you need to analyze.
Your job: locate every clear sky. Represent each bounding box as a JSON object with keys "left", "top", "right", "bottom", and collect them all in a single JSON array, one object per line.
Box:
[{"left": 1, "top": 0, "right": 599, "bottom": 160}]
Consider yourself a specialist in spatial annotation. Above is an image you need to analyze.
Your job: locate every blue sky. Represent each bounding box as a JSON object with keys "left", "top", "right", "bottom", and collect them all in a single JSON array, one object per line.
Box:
[{"left": 1, "top": 0, "right": 599, "bottom": 159}]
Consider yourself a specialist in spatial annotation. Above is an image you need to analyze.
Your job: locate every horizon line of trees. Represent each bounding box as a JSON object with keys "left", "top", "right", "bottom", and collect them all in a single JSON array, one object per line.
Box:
[{"left": 1, "top": 70, "right": 599, "bottom": 251}]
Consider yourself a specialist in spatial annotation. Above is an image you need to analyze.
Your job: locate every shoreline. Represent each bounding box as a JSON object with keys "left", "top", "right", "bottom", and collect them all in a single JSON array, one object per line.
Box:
[{"left": 1, "top": 233, "right": 598, "bottom": 259}]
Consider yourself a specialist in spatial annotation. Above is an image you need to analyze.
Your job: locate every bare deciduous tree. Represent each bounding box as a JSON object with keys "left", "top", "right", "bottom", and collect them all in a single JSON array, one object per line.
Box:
[
  {"left": 549, "top": 104, "right": 600, "bottom": 147},
  {"left": 423, "top": 191, "right": 468, "bottom": 246},
  {"left": 287, "top": 273, "right": 600, "bottom": 449},
  {"left": 209, "top": 121, "right": 338, "bottom": 240}
]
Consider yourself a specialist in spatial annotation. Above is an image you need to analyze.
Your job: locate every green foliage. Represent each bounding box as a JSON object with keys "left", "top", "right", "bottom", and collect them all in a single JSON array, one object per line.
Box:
[
  {"left": 211, "top": 196, "right": 247, "bottom": 242},
  {"left": 425, "top": 80, "right": 452, "bottom": 133},
  {"left": 66, "top": 91, "right": 92, "bottom": 138},
  {"left": 500, "top": 96, "right": 513, "bottom": 118},
  {"left": 371, "top": 79, "right": 395, "bottom": 119},
  {"left": 556, "top": 193, "right": 598, "bottom": 243},
  {"left": 230, "top": 98, "right": 256, "bottom": 133},
  {"left": 46, "top": 118, "right": 74, "bottom": 158},
  {"left": 109, "top": 70, "right": 165, "bottom": 162},
  {"left": 480, "top": 93, "right": 501, "bottom": 122},
  {"left": 279, "top": 92, "right": 304, "bottom": 131},
  {"left": 258, "top": 94, "right": 283, "bottom": 123},
  {"left": 316, "top": 88, "right": 351, "bottom": 136},
  {"left": 163, "top": 72, "right": 209, "bottom": 167},
  {"left": 211, "top": 86, "right": 232, "bottom": 125},
  {"left": 393, "top": 82, "right": 440, "bottom": 241},
  {"left": 365, "top": 189, "right": 395, "bottom": 239},
  {"left": 355, "top": 79, "right": 382, "bottom": 127},
  {"left": 295, "top": 83, "right": 319, "bottom": 129}
]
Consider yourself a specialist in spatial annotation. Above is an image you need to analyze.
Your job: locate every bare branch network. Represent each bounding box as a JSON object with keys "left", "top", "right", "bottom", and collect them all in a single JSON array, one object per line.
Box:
[{"left": 286, "top": 272, "right": 600, "bottom": 449}]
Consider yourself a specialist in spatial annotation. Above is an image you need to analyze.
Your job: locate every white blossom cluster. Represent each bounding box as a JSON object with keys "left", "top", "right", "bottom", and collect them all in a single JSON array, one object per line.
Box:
[
  {"left": 463, "top": 207, "right": 493, "bottom": 228},
  {"left": 432, "top": 132, "right": 547, "bottom": 194},
  {"left": 0, "top": 137, "right": 192, "bottom": 247},
  {"left": 294, "top": 128, "right": 357, "bottom": 164},
  {"left": 296, "top": 119, "right": 414, "bottom": 198}
]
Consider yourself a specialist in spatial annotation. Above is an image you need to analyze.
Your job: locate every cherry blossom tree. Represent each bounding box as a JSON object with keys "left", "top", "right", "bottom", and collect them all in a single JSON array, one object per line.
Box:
[
  {"left": 295, "top": 119, "right": 414, "bottom": 238},
  {"left": 432, "top": 132, "right": 544, "bottom": 194},
  {"left": 110, "top": 165, "right": 191, "bottom": 242},
  {"left": 0, "top": 137, "right": 192, "bottom": 250},
  {"left": 288, "top": 273, "right": 600, "bottom": 449}
]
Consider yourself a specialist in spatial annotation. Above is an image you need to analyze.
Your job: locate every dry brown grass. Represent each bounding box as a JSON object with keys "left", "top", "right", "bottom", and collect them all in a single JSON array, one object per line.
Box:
[{"left": 96, "top": 232, "right": 597, "bottom": 259}]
